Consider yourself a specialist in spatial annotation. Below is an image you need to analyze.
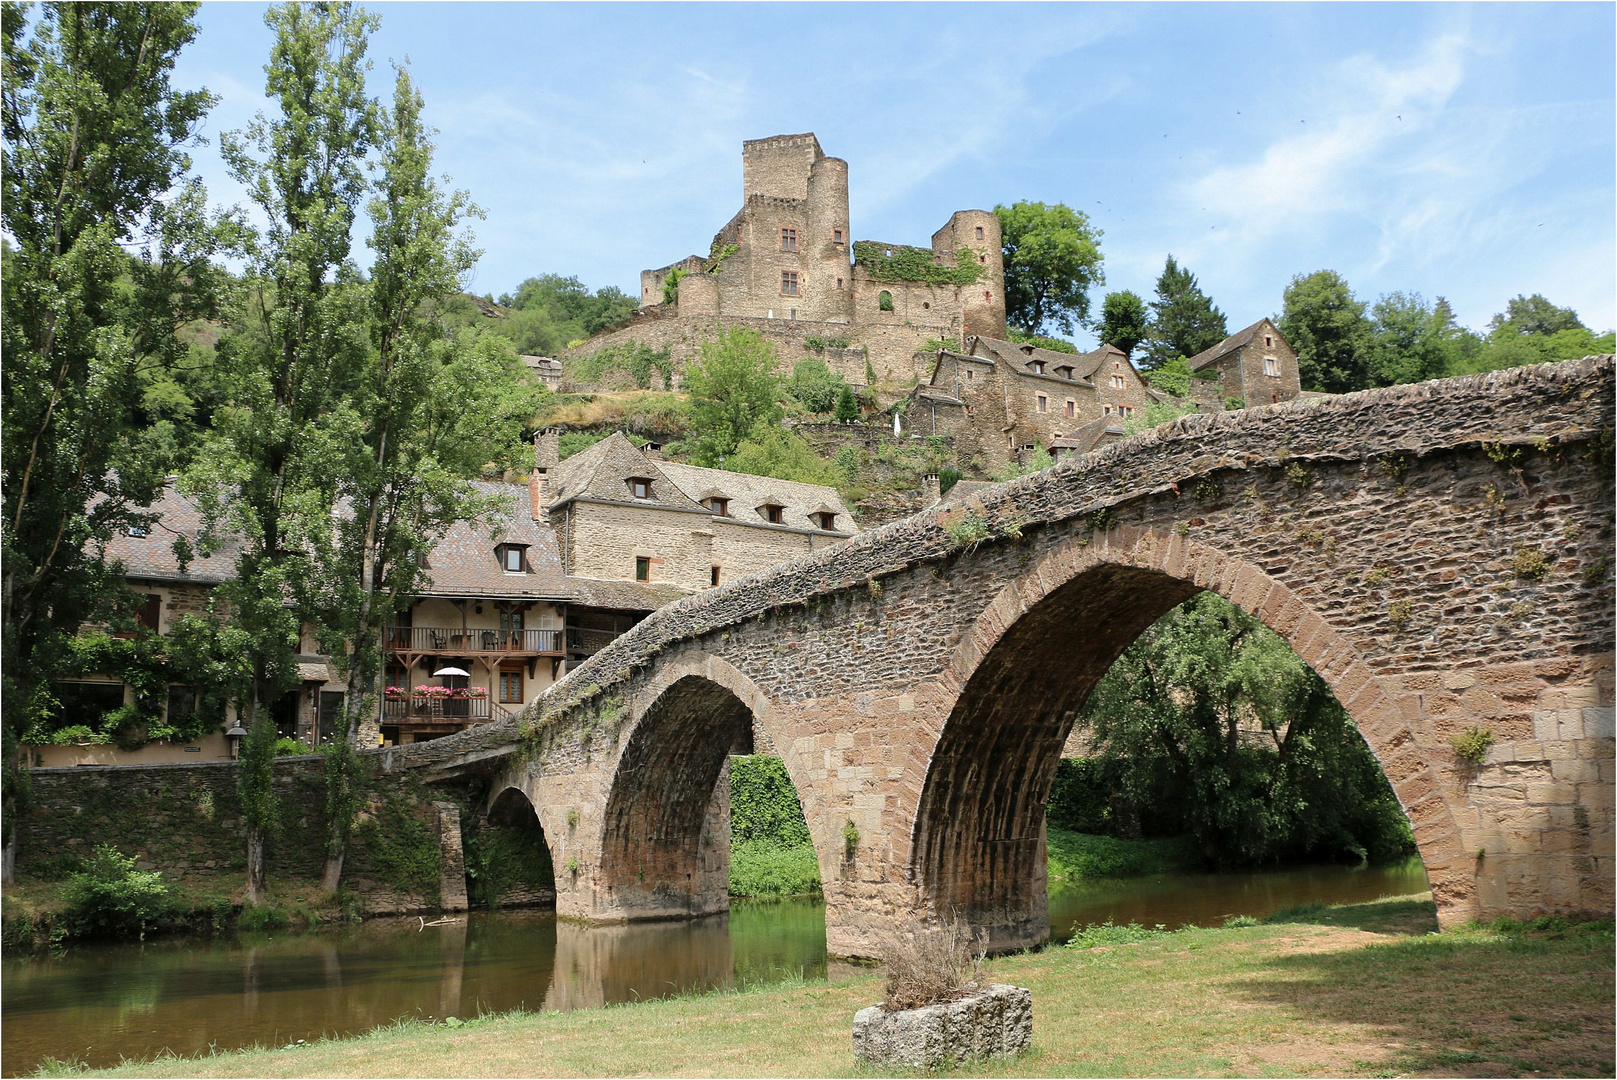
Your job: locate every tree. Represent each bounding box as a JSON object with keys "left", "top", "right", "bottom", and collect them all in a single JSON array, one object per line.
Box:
[
  {"left": 1488, "top": 294, "right": 1586, "bottom": 338},
  {"left": 1365, "top": 291, "right": 1453, "bottom": 388},
  {"left": 684, "top": 327, "right": 781, "bottom": 466},
  {"left": 994, "top": 200, "right": 1105, "bottom": 336},
  {"left": 1140, "top": 256, "right": 1226, "bottom": 369},
  {"left": 785, "top": 357, "right": 843, "bottom": 414},
  {"left": 195, "top": 0, "right": 380, "bottom": 898},
  {"left": 302, "top": 62, "right": 538, "bottom": 890},
  {"left": 1096, "top": 290, "right": 1149, "bottom": 359},
  {"left": 1, "top": 1, "right": 219, "bottom": 879},
  {"left": 1278, "top": 270, "right": 1370, "bottom": 393},
  {"left": 1072, "top": 593, "right": 1415, "bottom": 866}
]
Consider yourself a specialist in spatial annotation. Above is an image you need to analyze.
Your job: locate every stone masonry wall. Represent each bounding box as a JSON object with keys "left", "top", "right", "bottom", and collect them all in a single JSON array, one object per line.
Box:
[{"left": 391, "top": 358, "right": 1614, "bottom": 957}]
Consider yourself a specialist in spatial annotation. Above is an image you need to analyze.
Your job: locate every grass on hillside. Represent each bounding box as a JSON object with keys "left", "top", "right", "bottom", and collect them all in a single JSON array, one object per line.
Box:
[{"left": 56, "top": 896, "right": 1613, "bottom": 1079}]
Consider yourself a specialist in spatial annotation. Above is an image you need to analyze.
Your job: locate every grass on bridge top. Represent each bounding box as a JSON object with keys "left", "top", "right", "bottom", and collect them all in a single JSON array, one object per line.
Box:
[{"left": 49, "top": 896, "right": 1614, "bottom": 1079}]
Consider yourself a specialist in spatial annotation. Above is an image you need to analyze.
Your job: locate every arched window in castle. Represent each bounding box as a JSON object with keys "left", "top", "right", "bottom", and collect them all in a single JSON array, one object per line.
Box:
[{"left": 878, "top": 290, "right": 893, "bottom": 312}]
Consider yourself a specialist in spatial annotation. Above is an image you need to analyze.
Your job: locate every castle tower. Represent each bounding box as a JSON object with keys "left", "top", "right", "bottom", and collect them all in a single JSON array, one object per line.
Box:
[
  {"left": 805, "top": 154, "right": 854, "bottom": 323},
  {"left": 933, "top": 210, "right": 1006, "bottom": 340},
  {"left": 742, "top": 133, "right": 824, "bottom": 199}
]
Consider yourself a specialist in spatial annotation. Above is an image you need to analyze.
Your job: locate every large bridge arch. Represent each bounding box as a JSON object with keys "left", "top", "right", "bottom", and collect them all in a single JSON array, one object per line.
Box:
[{"left": 905, "top": 527, "right": 1465, "bottom": 952}]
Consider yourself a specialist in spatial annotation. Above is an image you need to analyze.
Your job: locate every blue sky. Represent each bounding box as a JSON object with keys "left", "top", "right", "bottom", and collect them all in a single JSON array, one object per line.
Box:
[{"left": 174, "top": 2, "right": 1616, "bottom": 346}]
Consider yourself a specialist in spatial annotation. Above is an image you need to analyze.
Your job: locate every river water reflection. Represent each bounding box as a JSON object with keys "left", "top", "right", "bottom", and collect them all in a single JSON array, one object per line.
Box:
[{"left": 1, "top": 860, "right": 1428, "bottom": 1076}]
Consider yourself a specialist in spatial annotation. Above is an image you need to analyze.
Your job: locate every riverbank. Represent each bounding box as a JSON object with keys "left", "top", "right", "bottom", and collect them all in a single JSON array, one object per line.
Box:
[{"left": 40, "top": 897, "right": 1614, "bottom": 1079}]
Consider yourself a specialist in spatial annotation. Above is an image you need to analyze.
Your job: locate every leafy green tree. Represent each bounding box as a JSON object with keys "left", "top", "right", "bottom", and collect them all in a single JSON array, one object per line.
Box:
[
  {"left": 195, "top": 0, "right": 380, "bottom": 895},
  {"left": 685, "top": 327, "right": 781, "bottom": 466},
  {"left": 1278, "top": 270, "right": 1370, "bottom": 393},
  {"left": 1, "top": 0, "right": 220, "bottom": 879},
  {"left": 1488, "top": 294, "right": 1586, "bottom": 338},
  {"left": 303, "top": 63, "right": 539, "bottom": 889},
  {"left": 1140, "top": 256, "right": 1226, "bottom": 369},
  {"left": 1143, "top": 356, "right": 1194, "bottom": 398},
  {"left": 1072, "top": 593, "right": 1414, "bottom": 866},
  {"left": 724, "top": 427, "right": 838, "bottom": 486},
  {"left": 994, "top": 200, "right": 1105, "bottom": 335},
  {"left": 1365, "top": 291, "right": 1453, "bottom": 387},
  {"left": 1097, "top": 290, "right": 1150, "bottom": 358}
]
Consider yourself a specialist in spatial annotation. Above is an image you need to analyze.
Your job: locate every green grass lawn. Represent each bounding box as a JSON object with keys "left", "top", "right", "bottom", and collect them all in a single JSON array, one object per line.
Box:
[{"left": 54, "top": 896, "right": 1613, "bottom": 1079}]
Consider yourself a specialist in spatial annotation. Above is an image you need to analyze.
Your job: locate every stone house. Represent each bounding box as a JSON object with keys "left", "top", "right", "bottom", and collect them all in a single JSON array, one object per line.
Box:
[
  {"left": 899, "top": 336, "right": 1153, "bottom": 474},
  {"left": 519, "top": 354, "right": 564, "bottom": 391},
  {"left": 571, "top": 133, "right": 1007, "bottom": 387},
  {"left": 35, "top": 435, "right": 856, "bottom": 761},
  {"left": 1186, "top": 318, "right": 1302, "bottom": 407}
]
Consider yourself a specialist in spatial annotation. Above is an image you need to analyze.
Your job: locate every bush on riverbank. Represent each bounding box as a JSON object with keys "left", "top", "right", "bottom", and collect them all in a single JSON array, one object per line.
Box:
[
  {"left": 57, "top": 844, "right": 173, "bottom": 941},
  {"left": 1045, "top": 828, "right": 1200, "bottom": 882},
  {"left": 728, "top": 840, "right": 821, "bottom": 898}
]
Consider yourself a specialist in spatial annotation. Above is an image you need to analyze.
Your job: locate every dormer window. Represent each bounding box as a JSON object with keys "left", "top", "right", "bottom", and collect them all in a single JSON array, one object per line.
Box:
[
  {"left": 707, "top": 497, "right": 730, "bottom": 517},
  {"left": 761, "top": 503, "right": 785, "bottom": 525},
  {"left": 1030, "top": 361, "right": 1045, "bottom": 374},
  {"left": 496, "top": 544, "right": 528, "bottom": 573},
  {"left": 814, "top": 511, "right": 838, "bottom": 530},
  {"left": 627, "top": 477, "right": 653, "bottom": 500},
  {"left": 127, "top": 524, "right": 149, "bottom": 538},
  {"left": 1056, "top": 366, "right": 1073, "bottom": 380}
]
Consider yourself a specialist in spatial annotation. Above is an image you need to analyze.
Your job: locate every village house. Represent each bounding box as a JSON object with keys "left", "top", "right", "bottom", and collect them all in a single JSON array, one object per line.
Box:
[
  {"left": 1185, "top": 318, "right": 1303, "bottom": 408},
  {"left": 899, "top": 335, "right": 1153, "bottom": 474},
  {"left": 32, "top": 432, "right": 856, "bottom": 763}
]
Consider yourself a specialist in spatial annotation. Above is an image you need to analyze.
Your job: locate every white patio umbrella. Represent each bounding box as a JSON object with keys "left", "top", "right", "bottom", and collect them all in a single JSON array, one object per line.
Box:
[{"left": 432, "top": 666, "right": 471, "bottom": 678}]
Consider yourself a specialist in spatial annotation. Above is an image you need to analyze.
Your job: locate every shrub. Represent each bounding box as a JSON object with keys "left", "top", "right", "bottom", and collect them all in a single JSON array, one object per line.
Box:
[
  {"left": 880, "top": 917, "right": 985, "bottom": 1011},
  {"left": 944, "top": 510, "right": 989, "bottom": 548},
  {"left": 58, "top": 844, "right": 171, "bottom": 940},
  {"left": 1512, "top": 544, "right": 1553, "bottom": 582},
  {"left": 1066, "top": 919, "right": 1170, "bottom": 949},
  {"left": 238, "top": 902, "right": 291, "bottom": 932},
  {"left": 937, "top": 467, "right": 962, "bottom": 498},
  {"left": 728, "top": 840, "right": 821, "bottom": 897},
  {"left": 273, "top": 737, "right": 314, "bottom": 756},
  {"left": 1452, "top": 726, "right": 1494, "bottom": 765}
]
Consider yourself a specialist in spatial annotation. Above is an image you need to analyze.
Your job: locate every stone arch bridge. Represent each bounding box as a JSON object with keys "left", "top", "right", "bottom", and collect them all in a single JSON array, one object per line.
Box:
[{"left": 391, "top": 359, "right": 1614, "bottom": 958}]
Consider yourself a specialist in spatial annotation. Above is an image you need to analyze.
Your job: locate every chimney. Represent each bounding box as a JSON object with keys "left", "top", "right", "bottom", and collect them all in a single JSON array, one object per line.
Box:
[
  {"left": 530, "top": 430, "right": 560, "bottom": 520},
  {"left": 923, "top": 473, "right": 942, "bottom": 508}
]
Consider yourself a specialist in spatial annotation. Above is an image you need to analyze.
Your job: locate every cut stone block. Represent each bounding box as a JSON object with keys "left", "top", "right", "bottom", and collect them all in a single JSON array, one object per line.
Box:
[{"left": 852, "top": 983, "right": 1031, "bottom": 1068}]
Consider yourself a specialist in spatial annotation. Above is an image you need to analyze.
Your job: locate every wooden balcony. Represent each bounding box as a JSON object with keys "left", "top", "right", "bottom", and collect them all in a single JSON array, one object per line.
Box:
[
  {"left": 385, "top": 625, "right": 562, "bottom": 655},
  {"left": 382, "top": 694, "right": 512, "bottom": 724}
]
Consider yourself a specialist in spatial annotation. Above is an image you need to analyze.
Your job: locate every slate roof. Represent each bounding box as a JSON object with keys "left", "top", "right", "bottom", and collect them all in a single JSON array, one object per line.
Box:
[
  {"left": 1185, "top": 319, "right": 1283, "bottom": 372},
  {"left": 1050, "top": 414, "right": 1127, "bottom": 455},
  {"left": 656, "top": 460, "right": 857, "bottom": 533},
  {"left": 547, "top": 433, "right": 709, "bottom": 514},
  {"left": 964, "top": 336, "right": 1134, "bottom": 385},
  {"left": 101, "top": 484, "right": 243, "bottom": 585},
  {"left": 105, "top": 479, "right": 681, "bottom": 613}
]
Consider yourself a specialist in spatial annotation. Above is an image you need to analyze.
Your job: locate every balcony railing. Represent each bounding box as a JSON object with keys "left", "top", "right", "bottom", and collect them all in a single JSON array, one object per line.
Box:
[
  {"left": 385, "top": 626, "right": 562, "bottom": 654},
  {"left": 382, "top": 695, "right": 512, "bottom": 723}
]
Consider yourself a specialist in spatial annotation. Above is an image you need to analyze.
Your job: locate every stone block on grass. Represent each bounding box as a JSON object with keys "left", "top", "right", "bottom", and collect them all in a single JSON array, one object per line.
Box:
[{"left": 852, "top": 983, "right": 1031, "bottom": 1069}]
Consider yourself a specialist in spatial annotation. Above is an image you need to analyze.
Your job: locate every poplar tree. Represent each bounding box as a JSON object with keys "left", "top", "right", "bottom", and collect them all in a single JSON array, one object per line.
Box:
[
  {"left": 192, "top": 0, "right": 379, "bottom": 899},
  {"left": 1, "top": 1, "right": 219, "bottom": 878},
  {"left": 305, "top": 64, "right": 537, "bottom": 889}
]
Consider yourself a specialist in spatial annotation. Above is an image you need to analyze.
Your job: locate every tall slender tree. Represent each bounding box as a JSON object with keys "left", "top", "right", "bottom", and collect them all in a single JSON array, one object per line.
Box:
[
  {"left": 193, "top": 0, "right": 379, "bottom": 899},
  {"left": 1278, "top": 270, "right": 1370, "bottom": 393},
  {"left": 1, "top": 1, "right": 219, "bottom": 879},
  {"left": 305, "top": 64, "right": 538, "bottom": 889}
]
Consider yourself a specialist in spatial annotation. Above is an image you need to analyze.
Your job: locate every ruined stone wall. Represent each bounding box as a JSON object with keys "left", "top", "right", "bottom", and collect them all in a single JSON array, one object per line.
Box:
[
  {"left": 932, "top": 210, "right": 1007, "bottom": 340},
  {"left": 563, "top": 314, "right": 948, "bottom": 388}
]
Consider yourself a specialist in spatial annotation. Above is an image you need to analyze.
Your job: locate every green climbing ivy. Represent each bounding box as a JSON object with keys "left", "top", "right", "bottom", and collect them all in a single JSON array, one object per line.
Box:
[{"left": 853, "top": 241, "right": 983, "bottom": 286}]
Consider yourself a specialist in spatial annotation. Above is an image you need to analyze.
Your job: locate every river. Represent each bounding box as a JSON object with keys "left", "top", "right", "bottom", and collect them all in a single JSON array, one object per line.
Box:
[{"left": 1, "top": 858, "right": 1427, "bottom": 1076}]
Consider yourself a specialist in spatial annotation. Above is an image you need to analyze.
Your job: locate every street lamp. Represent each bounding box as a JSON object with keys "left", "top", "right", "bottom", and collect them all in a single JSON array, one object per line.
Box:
[{"left": 225, "top": 722, "right": 248, "bottom": 760}]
